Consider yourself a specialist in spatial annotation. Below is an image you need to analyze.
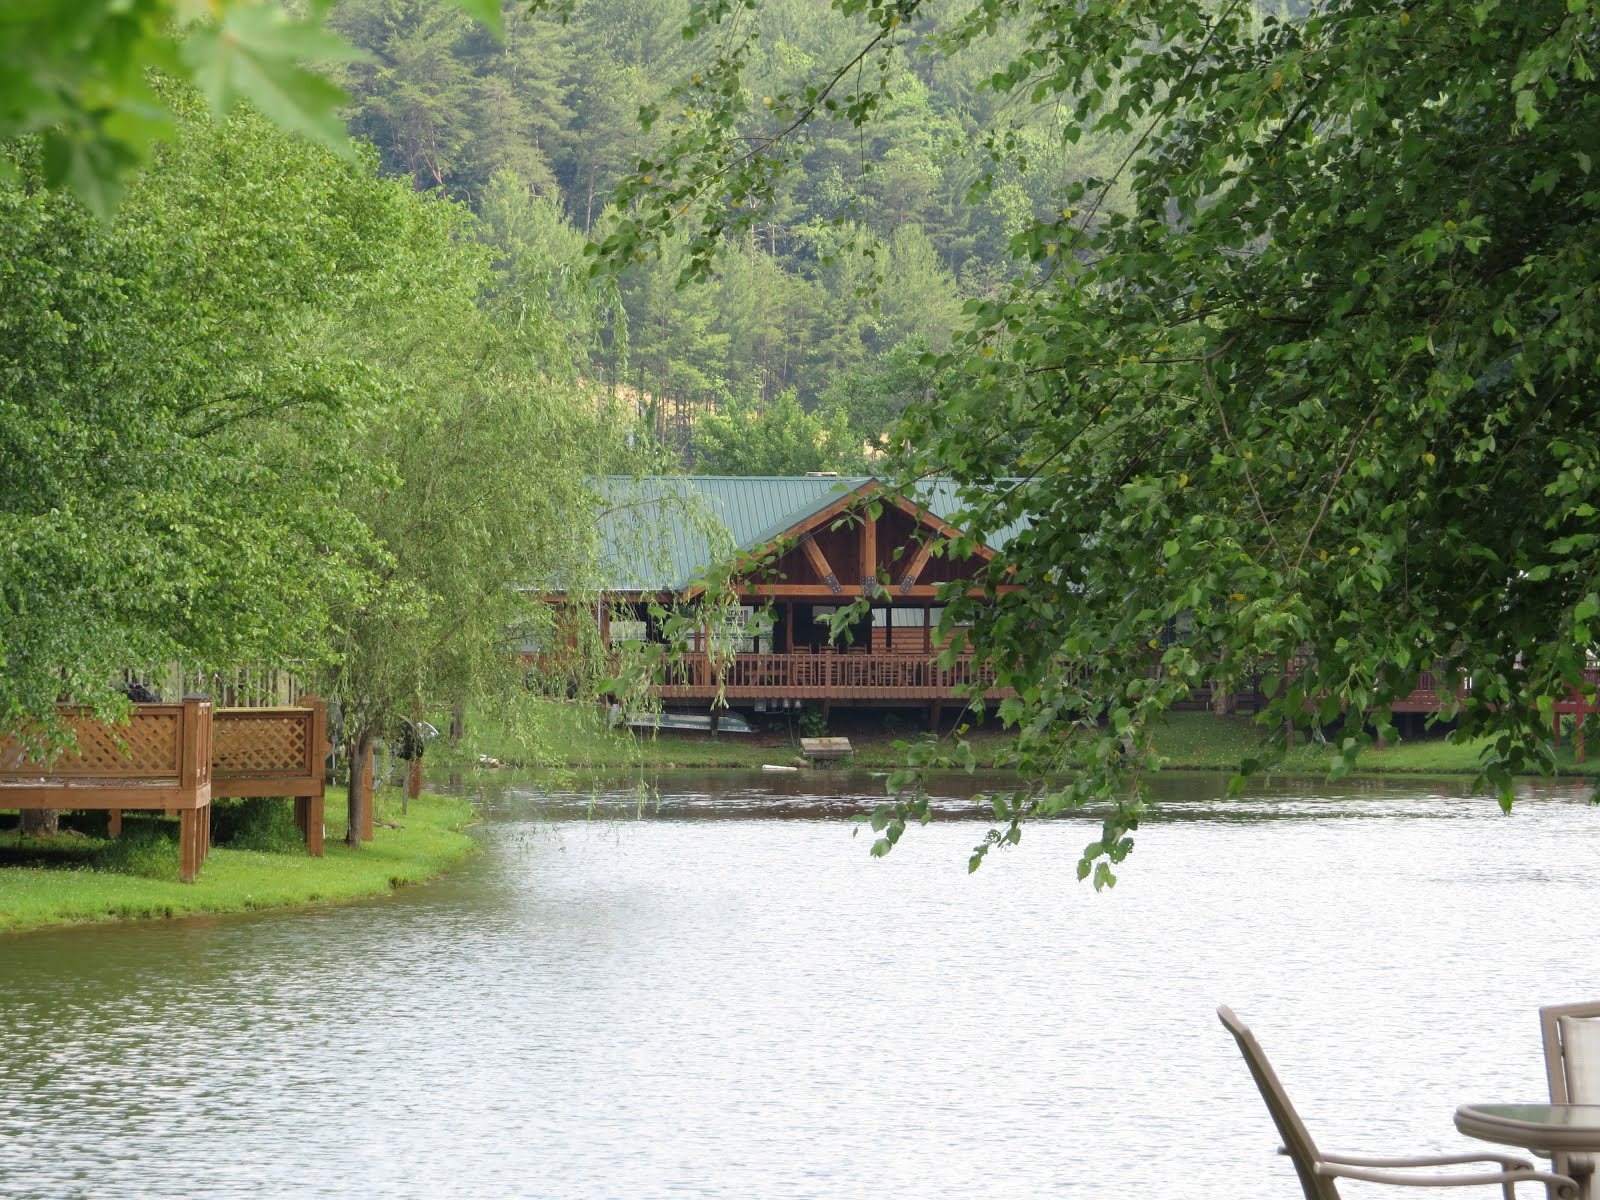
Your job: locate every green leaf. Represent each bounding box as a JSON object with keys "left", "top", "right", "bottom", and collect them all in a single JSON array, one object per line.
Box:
[
  {"left": 447, "top": 0, "right": 506, "bottom": 37},
  {"left": 181, "top": 7, "right": 369, "bottom": 155}
]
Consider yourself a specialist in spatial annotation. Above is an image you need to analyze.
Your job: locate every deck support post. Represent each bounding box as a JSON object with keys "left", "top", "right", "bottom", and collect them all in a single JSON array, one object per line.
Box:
[
  {"left": 308, "top": 795, "right": 325, "bottom": 855},
  {"left": 309, "top": 696, "right": 327, "bottom": 855},
  {"left": 108, "top": 810, "right": 122, "bottom": 837},
  {"left": 178, "top": 807, "right": 205, "bottom": 883}
]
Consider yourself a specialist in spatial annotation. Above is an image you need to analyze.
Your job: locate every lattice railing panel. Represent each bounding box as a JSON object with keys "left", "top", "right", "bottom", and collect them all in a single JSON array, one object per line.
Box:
[
  {"left": 0, "top": 712, "right": 181, "bottom": 777},
  {"left": 213, "top": 714, "right": 309, "bottom": 776}
]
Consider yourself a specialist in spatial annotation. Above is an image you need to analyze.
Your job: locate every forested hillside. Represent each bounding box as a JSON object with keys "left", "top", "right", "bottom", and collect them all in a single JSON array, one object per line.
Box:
[{"left": 328, "top": 0, "right": 1135, "bottom": 465}]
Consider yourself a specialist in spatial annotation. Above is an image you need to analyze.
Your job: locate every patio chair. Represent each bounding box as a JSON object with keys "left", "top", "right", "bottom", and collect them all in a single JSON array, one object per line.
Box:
[
  {"left": 1539, "top": 1001, "right": 1600, "bottom": 1185},
  {"left": 1219, "top": 1006, "right": 1578, "bottom": 1199}
]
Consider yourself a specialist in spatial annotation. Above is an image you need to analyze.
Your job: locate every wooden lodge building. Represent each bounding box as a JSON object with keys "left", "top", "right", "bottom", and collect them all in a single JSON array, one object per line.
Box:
[
  {"left": 592, "top": 476, "right": 1024, "bottom": 723},
  {"left": 580, "top": 477, "right": 1600, "bottom": 743}
]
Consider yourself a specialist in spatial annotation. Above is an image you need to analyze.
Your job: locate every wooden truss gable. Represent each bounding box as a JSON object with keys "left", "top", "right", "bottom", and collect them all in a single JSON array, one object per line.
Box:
[{"left": 740, "top": 481, "right": 996, "bottom": 600}]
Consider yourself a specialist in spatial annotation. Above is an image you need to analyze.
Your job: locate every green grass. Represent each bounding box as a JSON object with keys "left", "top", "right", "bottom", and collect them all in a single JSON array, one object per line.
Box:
[
  {"left": 1149, "top": 711, "right": 1600, "bottom": 777},
  {"left": 430, "top": 700, "right": 785, "bottom": 770},
  {"left": 433, "top": 699, "right": 1018, "bottom": 772},
  {"left": 0, "top": 786, "right": 477, "bottom": 935},
  {"left": 443, "top": 700, "right": 1600, "bottom": 782}
]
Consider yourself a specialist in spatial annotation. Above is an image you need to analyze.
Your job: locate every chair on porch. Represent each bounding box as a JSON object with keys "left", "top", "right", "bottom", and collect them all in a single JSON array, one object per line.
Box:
[
  {"left": 1540, "top": 1001, "right": 1600, "bottom": 1187},
  {"left": 1219, "top": 1006, "right": 1577, "bottom": 1199}
]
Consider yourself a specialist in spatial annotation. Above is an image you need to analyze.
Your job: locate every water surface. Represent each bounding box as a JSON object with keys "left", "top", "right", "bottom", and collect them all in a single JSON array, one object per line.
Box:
[{"left": 1, "top": 769, "right": 1595, "bottom": 1198}]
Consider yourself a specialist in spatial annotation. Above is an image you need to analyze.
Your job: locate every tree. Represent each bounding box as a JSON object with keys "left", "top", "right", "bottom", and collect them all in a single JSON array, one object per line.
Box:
[
  {"left": 325, "top": 0, "right": 1138, "bottom": 428},
  {"left": 0, "top": 0, "right": 499, "bottom": 216},
  {"left": 333, "top": 0, "right": 483, "bottom": 193},
  {"left": 817, "top": 336, "right": 934, "bottom": 452},
  {"left": 2, "top": 85, "right": 619, "bottom": 854},
  {"left": 0, "top": 97, "right": 400, "bottom": 731},
  {"left": 0, "top": 93, "right": 421, "bottom": 838},
  {"left": 313, "top": 185, "right": 621, "bottom": 845},
  {"left": 574, "top": 0, "right": 1600, "bottom": 881},
  {"left": 690, "top": 388, "right": 860, "bottom": 475}
]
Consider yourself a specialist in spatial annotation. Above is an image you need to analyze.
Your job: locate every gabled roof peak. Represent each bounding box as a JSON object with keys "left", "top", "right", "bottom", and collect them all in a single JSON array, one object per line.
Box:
[{"left": 593, "top": 475, "right": 1022, "bottom": 592}]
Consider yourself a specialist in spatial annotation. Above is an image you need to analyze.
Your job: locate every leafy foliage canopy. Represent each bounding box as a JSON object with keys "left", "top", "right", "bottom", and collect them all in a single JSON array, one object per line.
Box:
[{"left": 587, "top": 0, "right": 1600, "bottom": 880}]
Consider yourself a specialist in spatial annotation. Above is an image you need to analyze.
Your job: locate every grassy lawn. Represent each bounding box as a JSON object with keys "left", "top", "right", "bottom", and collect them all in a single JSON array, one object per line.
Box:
[
  {"left": 439, "top": 700, "right": 1600, "bottom": 782},
  {"left": 0, "top": 786, "right": 477, "bottom": 935},
  {"left": 1149, "top": 711, "right": 1600, "bottom": 777},
  {"left": 431, "top": 700, "right": 789, "bottom": 770},
  {"left": 432, "top": 700, "right": 1018, "bottom": 771}
]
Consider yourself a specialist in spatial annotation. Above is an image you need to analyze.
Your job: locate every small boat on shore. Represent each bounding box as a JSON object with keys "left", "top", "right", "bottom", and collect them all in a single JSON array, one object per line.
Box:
[{"left": 609, "top": 706, "right": 754, "bottom": 734}]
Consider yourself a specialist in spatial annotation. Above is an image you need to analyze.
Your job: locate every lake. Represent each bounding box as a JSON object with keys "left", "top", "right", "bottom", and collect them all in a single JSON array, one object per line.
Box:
[{"left": 0, "top": 769, "right": 1595, "bottom": 1198}]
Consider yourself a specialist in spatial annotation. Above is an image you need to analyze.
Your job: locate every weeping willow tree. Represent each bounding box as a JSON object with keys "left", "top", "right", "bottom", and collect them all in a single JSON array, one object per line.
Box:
[{"left": 317, "top": 182, "right": 641, "bottom": 844}]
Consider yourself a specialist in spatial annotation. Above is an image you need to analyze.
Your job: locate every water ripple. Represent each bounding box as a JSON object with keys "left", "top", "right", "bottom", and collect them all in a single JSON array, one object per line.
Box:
[{"left": 1, "top": 771, "right": 1596, "bottom": 1198}]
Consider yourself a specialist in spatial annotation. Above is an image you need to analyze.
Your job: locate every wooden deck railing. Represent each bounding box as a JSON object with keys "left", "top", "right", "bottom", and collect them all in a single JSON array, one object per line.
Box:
[
  {"left": 656, "top": 651, "right": 1011, "bottom": 700},
  {"left": 653, "top": 651, "right": 1600, "bottom": 743},
  {"left": 0, "top": 697, "right": 331, "bottom": 879},
  {"left": 0, "top": 699, "right": 214, "bottom": 881},
  {"left": 211, "top": 698, "right": 327, "bottom": 856}
]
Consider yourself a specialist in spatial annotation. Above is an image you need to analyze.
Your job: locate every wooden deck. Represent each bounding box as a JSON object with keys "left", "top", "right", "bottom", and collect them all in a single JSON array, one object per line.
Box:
[
  {"left": 0, "top": 699, "right": 214, "bottom": 881},
  {"left": 655, "top": 651, "right": 1013, "bottom": 701},
  {"left": 1, "top": 697, "right": 331, "bottom": 880},
  {"left": 651, "top": 653, "right": 1600, "bottom": 753},
  {"left": 205, "top": 698, "right": 328, "bottom": 855},
  {"left": 1388, "top": 666, "right": 1477, "bottom": 714}
]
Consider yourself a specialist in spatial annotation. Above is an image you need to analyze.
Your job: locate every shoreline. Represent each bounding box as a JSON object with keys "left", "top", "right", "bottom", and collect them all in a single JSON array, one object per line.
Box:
[
  {"left": 11, "top": 703, "right": 1596, "bottom": 935},
  {"left": 450, "top": 706, "right": 1600, "bottom": 782},
  {"left": 0, "top": 788, "right": 478, "bottom": 936}
]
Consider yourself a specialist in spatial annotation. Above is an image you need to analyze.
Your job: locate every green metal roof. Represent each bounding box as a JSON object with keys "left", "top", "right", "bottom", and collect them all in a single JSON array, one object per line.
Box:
[{"left": 594, "top": 475, "right": 1024, "bottom": 592}]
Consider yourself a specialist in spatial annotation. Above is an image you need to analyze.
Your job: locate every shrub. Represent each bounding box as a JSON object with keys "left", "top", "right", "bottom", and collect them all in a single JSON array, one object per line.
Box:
[
  {"left": 211, "top": 797, "right": 303, "bottom": 853},
  {"left": 92, "top": 819, "right": 177, "bottom": 879},
  {"left": 798, "top": 705, "right": 828, "bottom": 737}
]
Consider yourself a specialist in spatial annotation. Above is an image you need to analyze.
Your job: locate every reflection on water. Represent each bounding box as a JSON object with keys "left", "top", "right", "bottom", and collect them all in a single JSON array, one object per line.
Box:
[
  {"left": 468, "top": 766, "right": 1569, "bottom": 825},
  {"left": 1, "top": 769, "right": 1596, "bottom": 1199}
]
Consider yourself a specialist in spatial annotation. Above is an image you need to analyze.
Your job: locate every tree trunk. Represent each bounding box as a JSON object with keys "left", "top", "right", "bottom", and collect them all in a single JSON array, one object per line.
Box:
[
  {"left": 404, "top": 702, "right": 423, "bottom": 815},
  {"left": 347, "top": 729, "right": 373, "bottom": 848},
  {"left": 1211, "top": 649, "right": 1236, "bottom": 715},
  {"left": 20, "top": 809, "right": 58, "bottom": 837},
  {"left": 450, "top": 702, "right": 464, "bottom": 747}
]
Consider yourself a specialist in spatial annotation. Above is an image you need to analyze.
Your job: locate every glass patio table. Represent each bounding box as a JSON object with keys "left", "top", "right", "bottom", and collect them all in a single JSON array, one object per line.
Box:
[{"left": 1455, "top": 1104, "right": 1600, "bottom": 1199}]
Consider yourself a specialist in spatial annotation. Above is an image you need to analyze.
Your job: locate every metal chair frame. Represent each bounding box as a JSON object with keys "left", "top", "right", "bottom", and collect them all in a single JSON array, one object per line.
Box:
[
  {"left": 1539, "top": 1001, "right": 1600, "bottom": 1187},
  {"left": 1220, "top": 1005, "right": 1578, "bottom": 1200}
]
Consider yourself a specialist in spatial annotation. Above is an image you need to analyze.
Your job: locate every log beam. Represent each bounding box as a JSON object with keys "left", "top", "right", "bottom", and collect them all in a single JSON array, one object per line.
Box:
[
  {"left": 859, "top": 511, "right": 877, "bottom": 594},
  {"left": 899, "top": 539, "right": 938, "bottom": 594},
  {"left": 799, "top": 534, "right": 842, "bottom": 594}
]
